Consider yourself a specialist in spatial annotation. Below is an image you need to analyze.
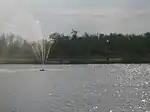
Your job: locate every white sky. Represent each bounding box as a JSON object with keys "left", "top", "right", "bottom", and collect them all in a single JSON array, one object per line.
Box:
[{"left": 0, "top": 0, "right": 149, "bottom": 40}]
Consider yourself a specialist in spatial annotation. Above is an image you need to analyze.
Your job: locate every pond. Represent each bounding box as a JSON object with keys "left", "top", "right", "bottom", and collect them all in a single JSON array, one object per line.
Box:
[{"left": 0, "top": 64, "right": 150, "bottom": 112}]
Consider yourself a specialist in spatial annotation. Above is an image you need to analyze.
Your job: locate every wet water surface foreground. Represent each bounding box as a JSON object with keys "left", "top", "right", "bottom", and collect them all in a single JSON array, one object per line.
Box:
[{"left": 0, "top": 64, "right": 150, "bottom": 112}]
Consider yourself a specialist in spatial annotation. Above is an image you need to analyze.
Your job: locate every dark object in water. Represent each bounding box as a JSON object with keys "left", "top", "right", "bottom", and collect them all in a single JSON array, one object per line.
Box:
[{"left": 40, "top": 69, "right": 46, "bottom": 71}]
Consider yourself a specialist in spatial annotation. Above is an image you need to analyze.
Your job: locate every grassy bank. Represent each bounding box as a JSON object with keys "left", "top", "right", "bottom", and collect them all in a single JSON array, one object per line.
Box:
[
  {"left": 0, "top": 57, "right": 150, "bottom": 64},
  {"left": 47, "top": 56, "right": 150, "bottom": 64},
  {"left": 46, "top": 58, "right": 150, "bottom": 64},
  {"left": 0, "top": 58, "right": 38, "bottom": 64}
]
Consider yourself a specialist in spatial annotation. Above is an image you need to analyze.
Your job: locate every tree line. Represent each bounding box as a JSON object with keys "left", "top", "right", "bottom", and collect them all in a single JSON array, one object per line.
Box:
[
  {"left": 0, "top": 33, "right": 34, "bottom": 59},
  {"left": 48, "top": 31, "right": 150, "bottom": 62},
  {"left": 1, "top": 31, "right": 150, "bottom": 62}
]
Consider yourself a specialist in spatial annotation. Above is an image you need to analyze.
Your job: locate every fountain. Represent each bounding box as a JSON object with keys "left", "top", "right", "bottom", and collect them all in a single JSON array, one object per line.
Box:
[{"left": 0, "top": 0, "right": 53, "bottom": 69}]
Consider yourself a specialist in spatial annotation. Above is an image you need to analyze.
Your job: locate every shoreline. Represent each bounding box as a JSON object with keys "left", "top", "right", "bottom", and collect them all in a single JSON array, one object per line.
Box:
[{"left": 0, "top": 58, "right": 150, "bottom": 64}]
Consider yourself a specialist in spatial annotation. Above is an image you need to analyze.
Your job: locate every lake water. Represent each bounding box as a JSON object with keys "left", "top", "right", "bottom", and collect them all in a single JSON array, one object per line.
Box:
[{"left": 0, "top": 64, "right": 150, "bottom": 112}]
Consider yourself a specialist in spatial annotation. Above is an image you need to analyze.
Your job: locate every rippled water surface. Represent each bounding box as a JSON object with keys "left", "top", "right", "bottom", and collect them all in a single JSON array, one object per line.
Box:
[{"left": 0, "top": 64, "right": 150, "bottom": 112}]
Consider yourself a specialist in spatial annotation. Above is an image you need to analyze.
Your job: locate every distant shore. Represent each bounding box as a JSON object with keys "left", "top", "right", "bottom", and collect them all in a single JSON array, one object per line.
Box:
[{"left": 0, "top": 58, "right": 150, "bottom": 64}]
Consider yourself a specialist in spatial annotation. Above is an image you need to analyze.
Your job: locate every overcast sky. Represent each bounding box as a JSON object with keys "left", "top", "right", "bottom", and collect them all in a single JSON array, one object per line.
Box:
[{"left": 0, "top": 0, "right": 150, "bottom": 39}]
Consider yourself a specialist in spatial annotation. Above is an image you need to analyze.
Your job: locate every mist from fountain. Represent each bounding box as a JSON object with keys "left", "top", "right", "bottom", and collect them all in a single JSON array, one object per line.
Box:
[{"left": 0, "top": 0, "right": 52, "bottom": 64}]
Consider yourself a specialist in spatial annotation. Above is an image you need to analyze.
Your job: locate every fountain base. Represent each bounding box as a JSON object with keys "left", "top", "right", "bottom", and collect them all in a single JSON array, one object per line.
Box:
[{"left": 40, "top": 68, "right": 46, "bottom": 71}]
